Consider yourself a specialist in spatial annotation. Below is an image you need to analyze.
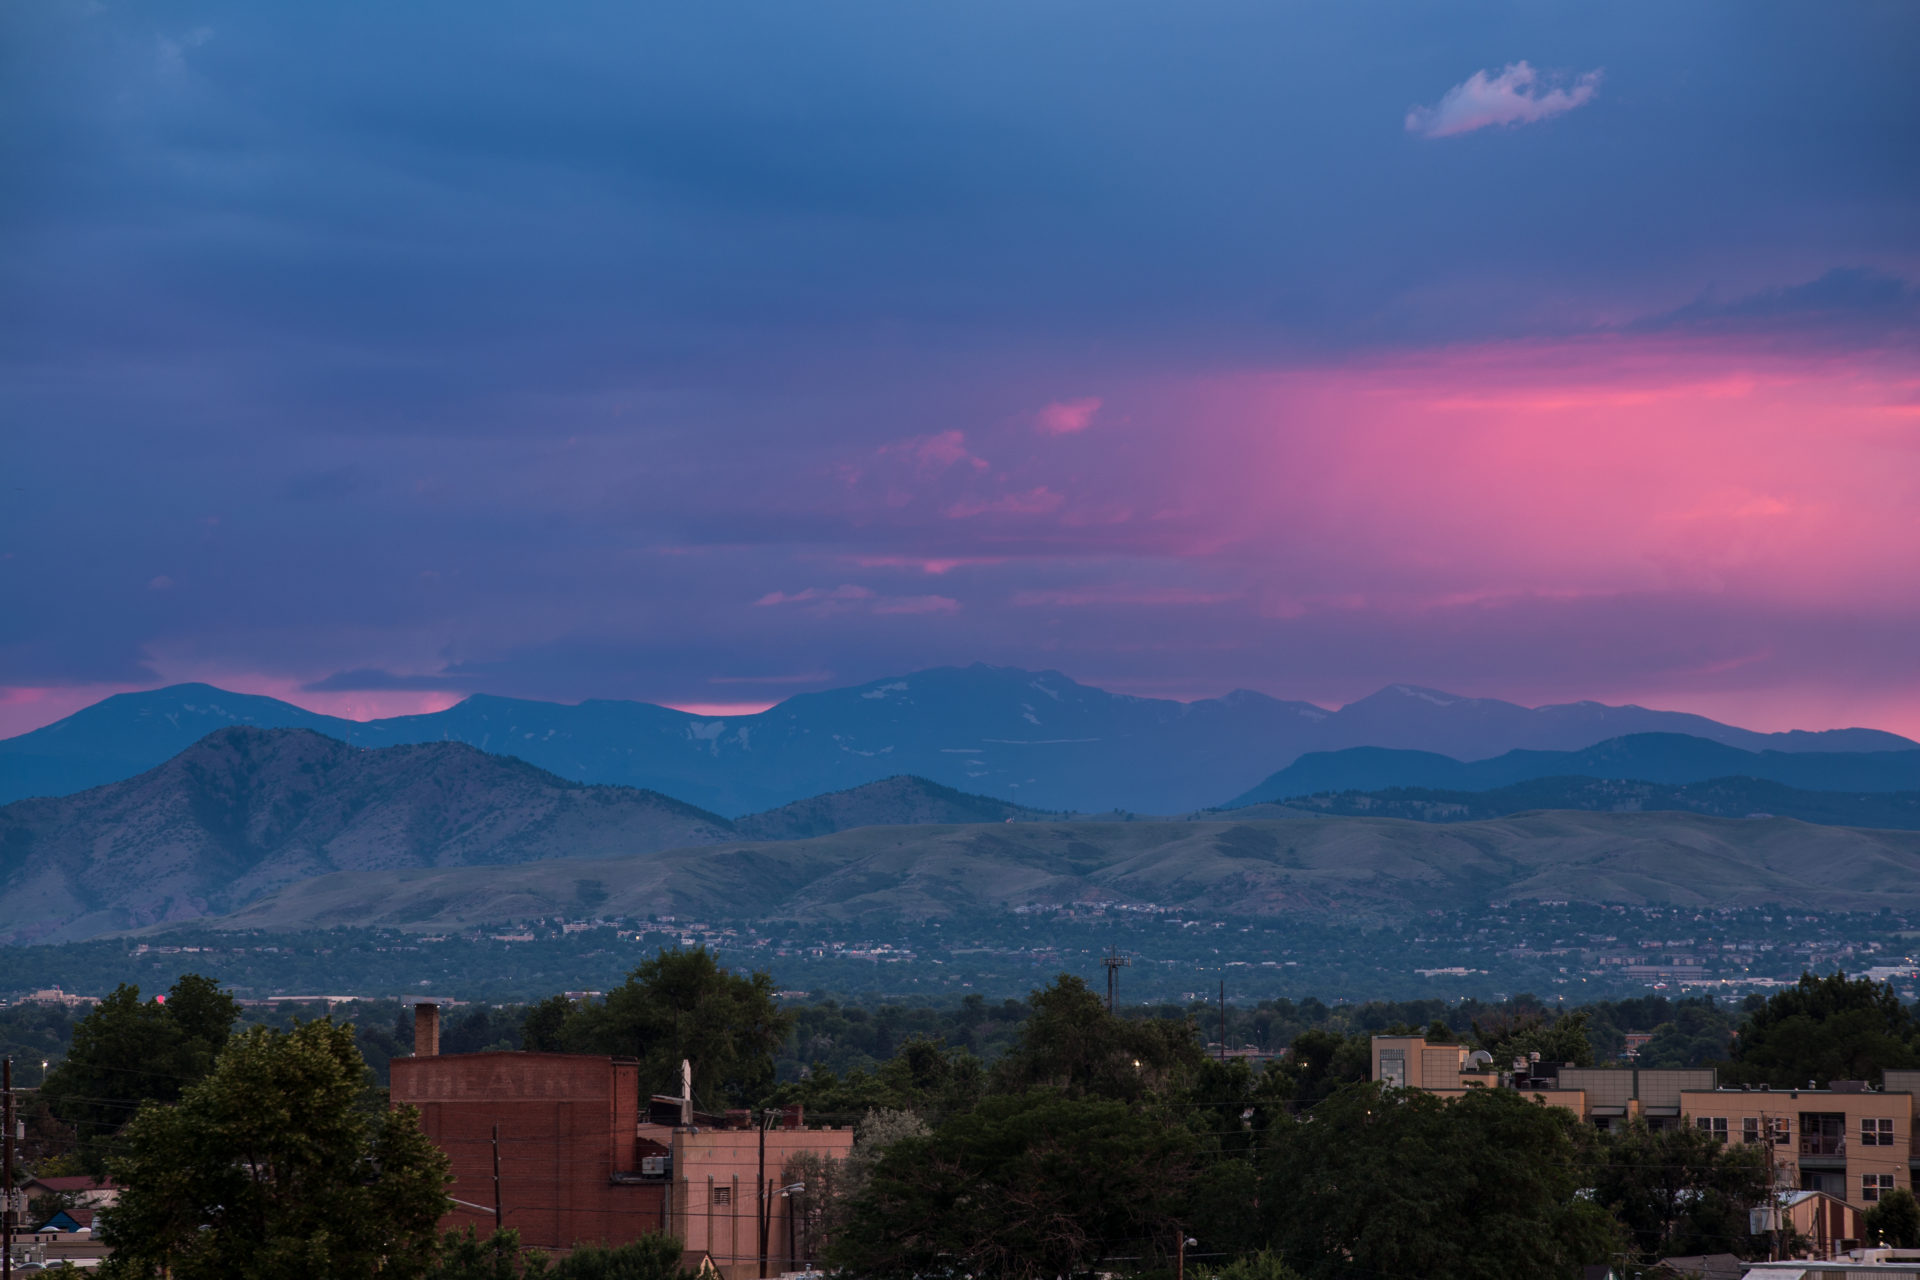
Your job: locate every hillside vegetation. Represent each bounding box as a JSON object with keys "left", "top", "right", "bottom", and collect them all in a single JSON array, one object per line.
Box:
[
  {"left": 1273, "top": 776, "right": 1920, "bottom": 830},
  {"left": 208, "top": 809, "right": 1920, "bottom": 932}
]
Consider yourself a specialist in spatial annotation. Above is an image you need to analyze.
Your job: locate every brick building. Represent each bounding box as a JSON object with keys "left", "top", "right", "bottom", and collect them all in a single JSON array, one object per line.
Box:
[
  {"left": 390, "top": 1048, "right": 667, "bottom": 1248},
  {"left": 391, "top": 1004, "right": 853, "bottom": 1275}
]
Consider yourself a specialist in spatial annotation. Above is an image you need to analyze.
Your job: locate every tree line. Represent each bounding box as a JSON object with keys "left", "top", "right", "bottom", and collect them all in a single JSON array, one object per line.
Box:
[{"left": 17, "top": 955, "right": 1920, "bottom": 1277}]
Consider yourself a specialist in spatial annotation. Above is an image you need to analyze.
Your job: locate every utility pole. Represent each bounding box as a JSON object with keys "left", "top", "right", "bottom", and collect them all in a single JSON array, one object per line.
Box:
[
  {"left": 4, "top": 1056, "right": 12, "bottom": 1280},
  {"left": 1764, "top": 1110, "right": 1783, "bottom": 1261},
  {"left": 491, "top": 1125, "right": 503, "bottom": 1231},
  {"left": 758, "top": 1109, "right": 773, "bottom": 1279},
  {"left": 1101, "top": 949, "right": 1130, "bottom": 1012}
]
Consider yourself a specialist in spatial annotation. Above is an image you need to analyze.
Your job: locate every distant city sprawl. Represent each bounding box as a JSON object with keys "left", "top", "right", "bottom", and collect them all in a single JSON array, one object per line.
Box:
[{"left": 0, "top": 902, "right": 1909, "bottom": 1009}]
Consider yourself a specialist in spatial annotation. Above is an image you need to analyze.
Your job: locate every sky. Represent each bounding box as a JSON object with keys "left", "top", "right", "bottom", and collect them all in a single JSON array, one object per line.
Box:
[{"left": 3, "top": 1, "right": 1918, "bottom": 738}]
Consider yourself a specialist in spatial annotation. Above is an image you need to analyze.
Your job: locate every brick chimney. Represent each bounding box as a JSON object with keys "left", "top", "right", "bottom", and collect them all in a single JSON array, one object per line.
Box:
[{"left": 414, "top": 1002, "right": 440, "bottom": 1057}]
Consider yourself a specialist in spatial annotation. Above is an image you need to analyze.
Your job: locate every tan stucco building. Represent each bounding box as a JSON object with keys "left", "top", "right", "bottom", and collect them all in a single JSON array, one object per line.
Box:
[{"left": 1373, "top": 1037, "right": 1920, "bottom": 1209}]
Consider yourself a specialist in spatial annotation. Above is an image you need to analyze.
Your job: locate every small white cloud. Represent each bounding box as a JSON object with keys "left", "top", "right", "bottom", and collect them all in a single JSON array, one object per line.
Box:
[
  {"left": 147, "top": 575, "right": 175, "bottom": 591},
  {"left": 156, "top": 26, "right": 214, "bottom": 75},
  {"left": 1406, "top": 61, "right": 1602, "bottom": 139}
]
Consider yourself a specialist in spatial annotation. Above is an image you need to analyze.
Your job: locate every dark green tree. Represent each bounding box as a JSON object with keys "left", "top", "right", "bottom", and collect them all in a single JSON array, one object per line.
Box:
[
  {"left": 1472, "top": 1008, "right": 1596, "bottom": 1068},
  {"left": 1200, "top": 1254, "right": 1306, "bottom": 1280},
  {"left": 770, "top": 1034, "right": 985, "bottom": 1123},
  {"left": 42, "top": 974, "right": 240, "bottom": 1173},
  {"left": 424, "top": 1229, "right": 678, "bottom": 1279},
  {"left": 990, "top": 974, "right": 1203, "bottom": 1101},
  {"left": 1635, "top": 1004, "right": 1737, "bottom": 1069},
  {"left": 1274, "top": 1028, "right": 1370, "bottom": 1103},
  {"left": 1588, "top": 1119, "right": 1770, "bottom": 1260},
  {"left": 427, "top": 1228, "right": 541, "bottom": 1279},
  {"left": 1265, "top": 1082, "right": 1618, "bottom": 1280},
  {"left": 98, "top": 1019, "right": 450, "bottom": 1280},
  {"left": 521, "top": 996, "right": 573, "bottom": 1053},
  {"left": 828, "top": 1090, "right": 1196, "bottom": 1280},
  {"left": 1865, "top": 1188, "right": 1920, "bottom": 1249},
  {"left": 555, "top": 948, "right": 791, "bottom": 1105},
  {"left": 545, "top": 1236, "right": 681, "bottom": 1280},
  {"left": 1725, "top": 972, "right": 1920, "bottom": 1086},
  {"left": 1176, "top": 1056, "right": 1294, "bottom": 1261}
]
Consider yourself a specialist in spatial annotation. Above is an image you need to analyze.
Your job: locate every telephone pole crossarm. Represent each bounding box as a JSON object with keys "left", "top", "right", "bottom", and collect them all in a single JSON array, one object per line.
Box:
[{"left": 1101, "top": 950, "right": 1131, "bottom": 1012}]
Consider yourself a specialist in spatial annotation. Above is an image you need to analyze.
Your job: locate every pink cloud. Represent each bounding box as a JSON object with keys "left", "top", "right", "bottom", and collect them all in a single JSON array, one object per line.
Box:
[
  {"left": 848, "top": 555, "right": 1006, "bottom": 575},
  {"left": 944, "top": 486, "right": 1066, "bottom": 519},
  {"left": 1164, "top": 335, "right": 1920, "bottom": 615},
  {"left": 1034, "top": 397, "right": 1102, "bottom": 435},
  {"left": 754, "top": 585, "right": 875, "bottom": 607},
  {"left": 871, "top": 594, "right": 961, "bottom": 615},
  {"left": 1406, "top": 62, "right": 1602, "bottom": 139},
  {"left": 879, "top": 429, "right": 988, "bottom": 472},
  {"left": 751, "top": 584, "right": 956, "bottom": 617},
  {"left": 1010, "top": 586, "right": 1237, "bottom": 607}
]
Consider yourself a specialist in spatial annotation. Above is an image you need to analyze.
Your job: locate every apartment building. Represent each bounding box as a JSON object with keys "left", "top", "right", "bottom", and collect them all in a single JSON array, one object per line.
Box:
[{"left": 1372, "top": 1037, "right": 1919, "bottom": 1209}]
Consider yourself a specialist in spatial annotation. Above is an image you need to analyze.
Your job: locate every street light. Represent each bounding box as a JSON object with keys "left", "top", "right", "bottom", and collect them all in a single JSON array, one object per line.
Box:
[{"left": 778, "top": 1182, "right": 807, "bottom": 1273}]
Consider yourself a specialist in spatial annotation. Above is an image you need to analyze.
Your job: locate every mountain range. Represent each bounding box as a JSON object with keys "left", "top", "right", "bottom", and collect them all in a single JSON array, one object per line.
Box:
[
  {"left": 0, "top": 728, "right": 1053, "bottom": 942},
  {"left": 8, "top": 723, "right": 1920, "bottom": 942},
  {"left": 3, "top": 666, "right": 1913, "bottom": 814},
  {"left": 1227, "top": 734, "right": 1920, "bottom": 807}
]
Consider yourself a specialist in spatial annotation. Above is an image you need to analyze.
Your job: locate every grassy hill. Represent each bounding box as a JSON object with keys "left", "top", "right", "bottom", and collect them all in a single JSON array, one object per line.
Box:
[
  {"left": 203, "top": 809, "right": 1920, "bottom": 932},
  {"left": 0, "top": 732, "right": 1074, "bottom": 942},
  {"left": 733, "top": 775, "right": 1057, "bottom": 839},
  {"left": 0, "top": 727, "right": 736, "bottom": 943}
]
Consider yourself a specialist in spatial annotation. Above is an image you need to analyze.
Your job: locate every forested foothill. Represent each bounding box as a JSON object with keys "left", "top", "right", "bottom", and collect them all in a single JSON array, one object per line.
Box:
[{"left": 11, "top": 955, "right": 1920, "bottom": 1277}]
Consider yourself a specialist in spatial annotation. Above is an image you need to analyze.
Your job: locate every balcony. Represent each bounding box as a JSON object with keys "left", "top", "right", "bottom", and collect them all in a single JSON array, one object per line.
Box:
[{"left": 1799, "top": 1113, "right": 1846, "bottom": 1165}]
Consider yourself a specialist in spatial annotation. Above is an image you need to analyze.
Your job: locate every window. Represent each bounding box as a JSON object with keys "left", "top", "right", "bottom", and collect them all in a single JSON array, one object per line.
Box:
[
  {"left": 1800, "top": 1112, "right": 1844, "bottom": 1157},
  {"left": 1863, "top": 1173, "right": 1894, "bottom": 1203},
  {"left": 1862, "top": 1118, "right": 1895, "bottom": 1147},
  {"left": 1772, "top": 1117, "right": 1790, "bottom": 1146},
  {"left": 713, "top": 1187, "right": 732, "bottom": 1207},
  {"left": 1743, "top": 1117, "right": 1760, "bottom": 1144},
  {"left": 1695, "top": 1116, "right": 1728, "bottom": 1142}
]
